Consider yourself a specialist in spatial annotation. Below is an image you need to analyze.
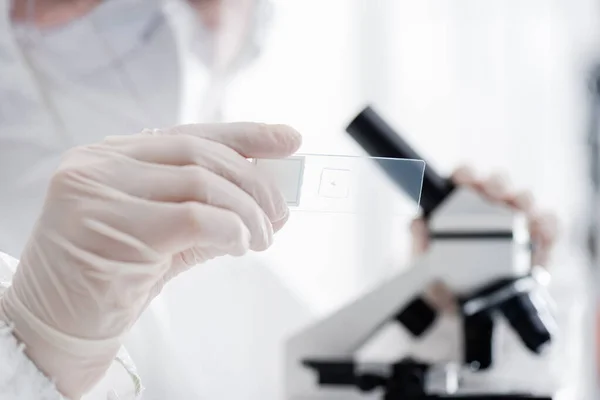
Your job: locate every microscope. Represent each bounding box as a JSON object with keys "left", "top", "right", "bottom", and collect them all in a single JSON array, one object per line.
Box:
[{"left": 284, "top": 107, "right": 556, "bottom": 399}]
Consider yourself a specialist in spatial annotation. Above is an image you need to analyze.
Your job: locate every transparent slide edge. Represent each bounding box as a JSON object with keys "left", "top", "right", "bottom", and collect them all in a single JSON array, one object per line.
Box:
[{"left": 253, "top": 154, "right": 425, "bottom": 217}]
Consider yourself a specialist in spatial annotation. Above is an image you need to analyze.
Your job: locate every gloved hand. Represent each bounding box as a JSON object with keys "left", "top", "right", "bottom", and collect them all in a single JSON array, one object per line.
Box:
[
  {"left": 0, "top": 122, "right": 301, "bottom": 399},
  {"left": 411, "top": 166, "right": 559, "bottom": 312}
]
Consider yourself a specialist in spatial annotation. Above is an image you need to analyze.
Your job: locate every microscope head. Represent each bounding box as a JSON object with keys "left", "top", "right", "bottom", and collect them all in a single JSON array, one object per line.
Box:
[
  {"left": 346, "top": 106, "right": 556, "bottom": 368},
  {"left": 426, "top": 186, "right": 554, "bottom": 368},
  {"left": 284, "top": 106, "right": 557, "bottom": 399}
]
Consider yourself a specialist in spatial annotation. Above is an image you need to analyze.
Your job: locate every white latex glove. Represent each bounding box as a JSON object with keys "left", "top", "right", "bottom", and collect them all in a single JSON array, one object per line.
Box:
[
  {"left": 412, "top": 166, "right": 559, "bottom": 313},
  {"left": 0, "top": 122, "right": 301, "bottom": 399}
]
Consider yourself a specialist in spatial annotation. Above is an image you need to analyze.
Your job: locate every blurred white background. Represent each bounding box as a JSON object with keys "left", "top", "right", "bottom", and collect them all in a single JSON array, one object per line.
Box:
[{"left": 222, "top": 0, "right": 600, "bottom": 397}]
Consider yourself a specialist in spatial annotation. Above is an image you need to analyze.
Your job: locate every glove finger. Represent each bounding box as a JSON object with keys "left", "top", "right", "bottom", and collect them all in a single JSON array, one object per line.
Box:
[
  {"left": 451, "top": 165, "right": 486, "bottom": 193},
  {"left": 479, "top": 172, "right": 513, "bottom": 203},
  {"left": 102, "top": 135, "right": 289, "bottom": 227},
  {"left": 506, "top": 189, "right": 535, "bottom": 213},
  {"left": 451, "top": 165, "right": 478, "bottom": 186},
  {"left": 167, "top": 122, "right": 302, "bottom": 158},
  {"left": 141, "top": 122, "right": 302, "bottom": 158},
  {"left": 81, "top": 155, "right": 273, "bottom": 251},
  {"left": 163, "top": 202, "right": 252, "bottom": 257},
  {"left": 77, "top": 194, "right": 253, "bottom": 258},
  {"left": 139, "top": 201, "right": 252, "bottom": 257},
  {"left": 410, "top": 218, "right": 429, "bottom": 256},
  {"left": 424, "top": 281, "right": 459, "bottom": 314},
  {"left": 528, "top": 211, "right": 559, "bottom": 267}
]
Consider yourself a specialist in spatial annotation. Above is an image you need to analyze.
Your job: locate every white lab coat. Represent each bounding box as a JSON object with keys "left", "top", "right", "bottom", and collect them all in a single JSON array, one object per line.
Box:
[
  {"left": 0, "top": 4, "right": 181, "bottom": 396},
  {"left": 0, "top": 0, "right": 188, "bottom": 257}
]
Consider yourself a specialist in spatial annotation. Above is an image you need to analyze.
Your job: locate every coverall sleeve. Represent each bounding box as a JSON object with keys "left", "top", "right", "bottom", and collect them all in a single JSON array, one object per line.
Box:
[{"left": 0, "top": 252, "right": 143, "bottom": 400}]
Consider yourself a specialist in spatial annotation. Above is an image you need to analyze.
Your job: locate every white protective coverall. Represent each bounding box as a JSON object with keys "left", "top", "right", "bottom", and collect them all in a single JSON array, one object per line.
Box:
[{"left": 0, "top": 252, "right": 142, "bottom": 399}]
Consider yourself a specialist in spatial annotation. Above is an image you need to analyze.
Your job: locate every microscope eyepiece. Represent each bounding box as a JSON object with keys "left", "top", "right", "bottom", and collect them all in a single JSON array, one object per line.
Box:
[{"left": 346, "top": 106, "right": 455, "bottom": 216}]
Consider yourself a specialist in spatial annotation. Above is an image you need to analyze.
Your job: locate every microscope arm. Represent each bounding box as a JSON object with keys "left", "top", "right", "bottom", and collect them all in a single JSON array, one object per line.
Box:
[{"left": 286, "top": 254, "right": 437, "bottom": 397}]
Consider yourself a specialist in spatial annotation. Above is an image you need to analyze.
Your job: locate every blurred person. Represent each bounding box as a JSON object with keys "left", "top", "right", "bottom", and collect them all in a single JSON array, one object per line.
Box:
[
  {"left": 1, "top": 0, "right": 270, "bottom": 258},
  {"left": 0, "top": 0, "right": 559, "bottom": 399}
]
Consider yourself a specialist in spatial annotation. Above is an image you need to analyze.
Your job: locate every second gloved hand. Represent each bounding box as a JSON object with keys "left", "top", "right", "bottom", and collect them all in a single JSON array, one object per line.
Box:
[
  {"left": 412, "top": 166, "right": 558, "bottom": 313},
  {"left": 0, "top": 122, "right": 301, "bottom": 399}
]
